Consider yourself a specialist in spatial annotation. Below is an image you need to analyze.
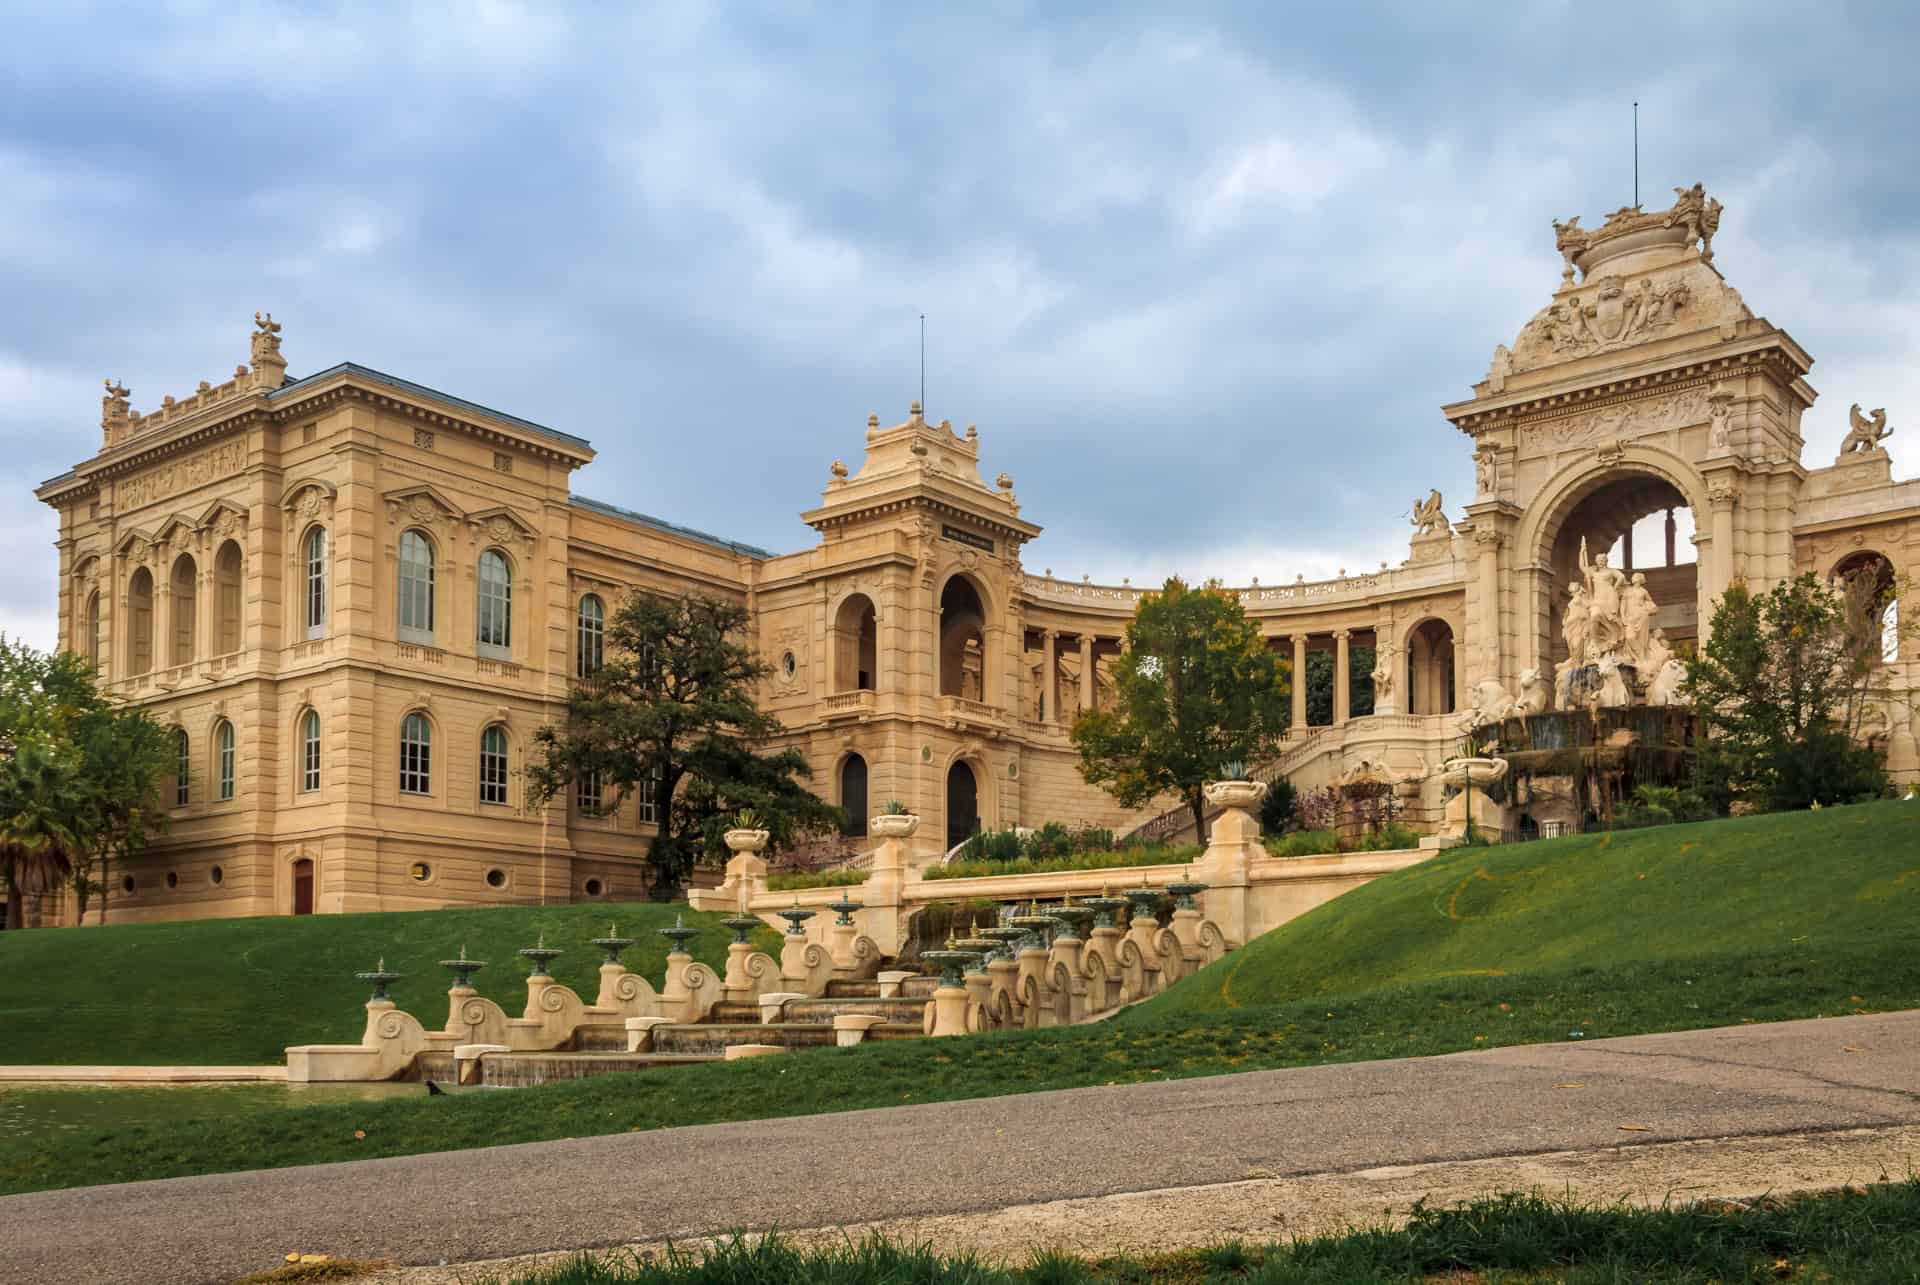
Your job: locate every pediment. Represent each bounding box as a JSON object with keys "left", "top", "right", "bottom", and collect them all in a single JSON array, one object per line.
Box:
[
  {"left": 152, "top": 514, "right": 199, "bottom": 547},
  {"left": 467, "top": 505, "right": 538, "bottom": 548},
  {"left": 195, "top": 499, "right": 250, "bottom": 541},
  {"left": 280, "top": 477, "right": 338, "bottom": 517},
  {"left": 382, "top": 484, "right": 465, "bottom": 529}
]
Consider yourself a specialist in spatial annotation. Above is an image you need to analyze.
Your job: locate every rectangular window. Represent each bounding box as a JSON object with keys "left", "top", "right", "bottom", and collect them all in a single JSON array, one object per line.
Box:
[
  {"left": 479, "top": 733, "right": 509, "bottom": 806},
  {"left": 218, "top": 731, "right": 235, "bottom": 801},
  {"left": 638, "top": 772, "right": 659, "bottom": 825},
  {"left": 577, "top": 771, "right": 602, "bottom": 815},
  {"left": 302, "top": 724, "right": 321, "bottom": 793},
  {"left": 175, "top": 734, "right": 189, "bottom": 807}
]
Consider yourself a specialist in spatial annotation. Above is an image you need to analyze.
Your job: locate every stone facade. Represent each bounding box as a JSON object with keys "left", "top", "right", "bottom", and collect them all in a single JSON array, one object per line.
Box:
[{"left": 33, "top": 186, "right": 1920, "bottom": 925}]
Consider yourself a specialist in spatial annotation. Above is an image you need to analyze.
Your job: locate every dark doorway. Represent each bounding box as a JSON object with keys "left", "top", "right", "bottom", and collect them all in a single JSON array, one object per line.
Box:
[
  {"left": 945, "top": 761, "right": 979, "bottom": 851},
  {"left": 292, "top": 858, "right": 314, "bottom": 915},
  {"left": 840, "top": 754, "right": 868, "bottom": 837}
]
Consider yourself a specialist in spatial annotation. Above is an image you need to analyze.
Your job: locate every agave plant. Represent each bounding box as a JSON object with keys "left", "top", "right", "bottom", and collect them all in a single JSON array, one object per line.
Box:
[
  {"left": 1217, "top": 759, "right": 1249, "bottom": 782},
  {"left": 732, "top": 807, "right": 761, "bottom": 830},
  {"left": 883, "top": 799, "right": 910, "bottom": 815}
]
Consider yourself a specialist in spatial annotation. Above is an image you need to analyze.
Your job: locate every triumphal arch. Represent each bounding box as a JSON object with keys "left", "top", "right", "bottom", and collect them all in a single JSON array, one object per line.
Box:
[{"left": 32, "top": 183, "right": 1919, "bottom": 924}]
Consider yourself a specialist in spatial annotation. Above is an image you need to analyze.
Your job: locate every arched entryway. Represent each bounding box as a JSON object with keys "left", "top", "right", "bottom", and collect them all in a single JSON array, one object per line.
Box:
[
  {"left": 839, "top": 753, "right": 869, "bottom": 836},
  {"left": 1833, "top": 550, "right": 1901, "bottom": 664},
  {"left": 1406, "top": 618, "right": 1456, "bottom": 714},
  {"left": 945, "top": 761, "right": 979, "bottom": 851},
  {"left": 938, "top": 576, "right": 987, "bottom": 700},
  {"left": 1532, "top": 467, "right": 1700, "bottom": 673},
  {"left": 832, "top": 593, "right": 878, "bottom": 691},
  {"left": 291, "top": 857, "right": 314, "bottom": 915}
]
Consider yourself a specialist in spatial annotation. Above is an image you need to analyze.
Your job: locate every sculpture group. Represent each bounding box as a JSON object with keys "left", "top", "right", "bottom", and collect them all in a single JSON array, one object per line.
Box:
[{"left": 1552, "top": 537, "right": 1682, "bottom": 711}]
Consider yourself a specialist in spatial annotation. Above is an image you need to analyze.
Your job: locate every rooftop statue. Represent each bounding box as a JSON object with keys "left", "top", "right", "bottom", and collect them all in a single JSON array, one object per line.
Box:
[
  {"left": 1840, "top": 404, "right": 1893, "bottom": 456},
  {"left": 1411, "top": 489, "right": 1449, "bottom": 537}
]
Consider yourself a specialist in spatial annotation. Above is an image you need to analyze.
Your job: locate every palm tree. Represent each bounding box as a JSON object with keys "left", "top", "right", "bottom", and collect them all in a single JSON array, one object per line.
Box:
[{"left": 0, "top": 736, "right": 84, "bottom": 930}]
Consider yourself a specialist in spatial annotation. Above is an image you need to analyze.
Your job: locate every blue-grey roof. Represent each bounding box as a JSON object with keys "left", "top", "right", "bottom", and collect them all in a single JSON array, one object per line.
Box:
[
  {"left": 269, "top": 362, "right": 593, "bottom": 451},
  {"left": 570, "top": 494, "right": 773, "bottom": 559}
]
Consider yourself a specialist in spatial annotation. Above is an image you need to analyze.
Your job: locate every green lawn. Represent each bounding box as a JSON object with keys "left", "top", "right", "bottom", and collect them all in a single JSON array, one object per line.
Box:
[
  {"left": 1147, "top": 798, "right": 1920, "bottom": 1019},
  {"left": 3, "top": 802, "right": 1916, "bottom": 1197},
  {"left": 0, "top": 902, "right": 779, "bottom": 1066}
]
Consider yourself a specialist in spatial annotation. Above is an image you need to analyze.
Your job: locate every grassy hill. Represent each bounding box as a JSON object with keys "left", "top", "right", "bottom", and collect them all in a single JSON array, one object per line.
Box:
[
  {"left": 1143, "top": 798, "right": 1920, "bottom": 1022},
  {"left": 0, "top": 902, "right": 779, "bottom": 1065}
]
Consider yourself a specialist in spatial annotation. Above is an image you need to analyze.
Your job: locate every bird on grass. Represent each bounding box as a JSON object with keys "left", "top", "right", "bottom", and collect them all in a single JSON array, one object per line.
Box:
[{"left": 425, "top": 1079, "right": 446, "bottom": 1096}]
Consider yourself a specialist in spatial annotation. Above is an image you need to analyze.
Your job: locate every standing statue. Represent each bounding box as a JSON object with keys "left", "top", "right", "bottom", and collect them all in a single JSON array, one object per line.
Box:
[
  {"left": 1642, "top": 628, "right": 1674, "bottom": 675},
  {"left": 1707, "top": 385, "right": 1735, "bottom": 453},
  {"left": 1562, "top": 582, "right": 1591, "bottom": 668},
  {"left": 1577, "top": 536, "right": 1627, "bottom": 659},
  {"left": 1411, "top": 489, "right": 1450, "bottom": 537},
  {"left": 1840, "top": 404, "right": 1893, "bottom": 455},
  {"left": 1475, "top": 448, "right": 1497, "bottom": 497},
  {"left": 1619, "top": 572, "right": 1657, "bottom": 665},
  {"left": 1369, "top": 657, "right": 1394, "bottom": 699}
]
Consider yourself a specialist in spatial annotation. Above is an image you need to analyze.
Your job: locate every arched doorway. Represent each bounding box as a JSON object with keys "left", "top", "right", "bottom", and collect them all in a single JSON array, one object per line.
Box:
[
  {"left": 1406, "top": 619, "right": 1456, "bottom": 714},
  {"left": 839, "top": 754, "right": 869, "bottom": 836},
  {"left": 1538, "top": 471, "right": 1699, "bottom": 670},
  {"left": 291, "top": 857, "right": 314, "bottom": 915},
  {"left": 945, "top": 761, "right": 979, "bottom": 851},
  {"left": 833, "top": 594, "right": 877, "bottom": 691},
  {"left": 1833, "top": 550, "right": 1900, "bottom": 664},
  {"left": 939, "top": 576, "right": 987, "bottom": 700}
]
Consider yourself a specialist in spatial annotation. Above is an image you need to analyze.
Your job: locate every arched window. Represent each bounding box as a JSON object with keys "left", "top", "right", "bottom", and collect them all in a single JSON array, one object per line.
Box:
[
  {"left": 215, "top": 541, "right": 243, "bottom": 654},
  {"left": 399, "top": 712, "right": 432, "bottom": 795},
  {"left": 479, "top": 725, "right": 509, "bottom": 806},
  {"left": 477, "top": 549, "right": 512, "bottom": 657},
  {"left": 839, "top": 754, "right": 868, "bottom": 836},
  {"left": 304, "top": 526, "right": 328, "bottom": 639},
  {"left": 85, "top": 591, "right": 101, "bottom": 669},
  {"left": 128, "top": 567, "right": 154, "bottom": 675},
  {"left": 397, "top": 531, "right": 435, "bottom": 643},
  {"left": 170, "top": 553, "right": 198, "bottom": 667},
  {"left": 173, "top": 727, "right": 190, "bottom": 807},
  {"left": 300, "top": 709, "right": 322, "bottom": 793},
  {"left": 215, "top": 720, "right": 236, "bottom": 801},
  {"left": 577, "top": 594, "right": 605, "bottom": 677}
]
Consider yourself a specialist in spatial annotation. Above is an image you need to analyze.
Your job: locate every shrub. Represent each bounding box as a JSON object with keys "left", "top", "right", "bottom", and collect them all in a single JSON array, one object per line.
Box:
[
  {"left": 1264, "top": 828, "right": 1336, "bottom": 858},
  {"left": 927, "top": 843, "right": 1201, "bottom": 881},
  {"left": 1295, "top": 786, "right": 1339, "bottom": 832},
  {"left": 1258, "top": 777, "right": 1297, "bottom": 833},
  {"left": 1357, "top": 822, "right": 1423, "bottom": 852},
  {"left": 765, "top": 869, "right": 866, "bottom": 891}
]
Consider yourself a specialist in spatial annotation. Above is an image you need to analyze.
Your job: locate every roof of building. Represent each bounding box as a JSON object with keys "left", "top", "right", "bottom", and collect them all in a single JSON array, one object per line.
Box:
[
  {"left": 569, "top": 494, "right": 773, "bottom": 559},
  {"left": 268, "top": 362, "right": 594, "bottom": 451}
]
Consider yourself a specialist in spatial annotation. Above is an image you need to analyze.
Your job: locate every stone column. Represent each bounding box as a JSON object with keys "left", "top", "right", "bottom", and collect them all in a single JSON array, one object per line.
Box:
[
  {"left": 1333, "top": 629, "right": 1351, "bottom": 724},
  {"left": 1079, "top": 634, "right": 1096, "bottom": 712},
  {"left": 1664, "top": 508, "right": 1677, "bottom": 567},
  {"left": 1290, "top": 634, "right": 1307, "bottom": 731},
  {"left": 1473, "top": 527, "right": 1503, "bottom": 683},
  {"left": 1042, "top": 630, "right": 1058, "bottom": 723},
  {"left": 1702, "top": 478, "right": 1740, "bottom": 637}
]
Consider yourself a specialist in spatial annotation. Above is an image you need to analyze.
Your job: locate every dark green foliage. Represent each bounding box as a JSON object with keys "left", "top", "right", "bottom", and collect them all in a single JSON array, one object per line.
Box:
[
  {"left": 931, "top": 823, "right": 1192, "bottom": 879},
  {"left": 1303, "top": 648, "right": 1332, "bottom": 727},
  {"left": 525, "top": 592, "right": 841, "bottom": 889},
  {"left": 1257, "top": 777, "right": 1295, "bottom": 834},
  {"left": 1686, "top": 574, "right": 1894, "bottom": 812},
  {"left": 7, "top": 805, "right": 1918, "bottom": 1197},
  {"left": 1072, "top": 578, "right": 1289, "bottom": 844}
]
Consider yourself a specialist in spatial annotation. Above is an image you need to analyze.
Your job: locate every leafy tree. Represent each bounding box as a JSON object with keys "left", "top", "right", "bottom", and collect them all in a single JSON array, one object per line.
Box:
[
  {"left": 526, "top": 592, "right": 840, "bottom": 894},
  {"left": 1070, "top": 577, "right": 1290, "bottom": 842},
  {"left": 1304, "top": 649, "right": 1333, "bottom": 726},
  {"left": 1685, "top": 573, "right": 1902, "bottom": 812},
  {"left": 0, "top": 640, "right": 172, "bottom": 929}
]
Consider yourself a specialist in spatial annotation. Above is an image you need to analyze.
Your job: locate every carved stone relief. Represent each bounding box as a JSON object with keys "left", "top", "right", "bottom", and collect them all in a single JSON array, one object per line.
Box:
[
  {"left": 116, "top": 441, "right": 248, "bottom": 510},
  {"left": 1524, "top": 386, "right": 1710, "bottom": 450}
]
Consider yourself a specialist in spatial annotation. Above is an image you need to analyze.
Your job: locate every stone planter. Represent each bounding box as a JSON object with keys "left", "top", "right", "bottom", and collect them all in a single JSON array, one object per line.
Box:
[
  {"left": 723, "top": 827, "right": 770, "bottom": 854},
  {"left": 1203, "top": 779, "right": 1268, "bottom": 811},
  {"left": 869, "top": 813, "right": 920, "bottom": 839},
  {"left": 1436, "top": 758, "right": 1508, "bottom": 791}
]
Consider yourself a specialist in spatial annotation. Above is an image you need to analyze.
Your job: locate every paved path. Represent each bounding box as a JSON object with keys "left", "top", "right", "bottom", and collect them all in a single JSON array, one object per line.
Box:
[{"left": 6, "top": 1011, "right": 1918, "bottom": 1285}]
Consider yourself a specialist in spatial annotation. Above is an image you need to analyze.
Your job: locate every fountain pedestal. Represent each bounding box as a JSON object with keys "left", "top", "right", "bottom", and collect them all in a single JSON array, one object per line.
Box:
[
  {"left": 717, "top": 827, "right": 770, "bottom": 911},
  {"left": 929, "top": 985, "right": 970, "bottom": 1037},
  {"left": 1196, "top": 779, "right": 1264, "bottom": 946}
]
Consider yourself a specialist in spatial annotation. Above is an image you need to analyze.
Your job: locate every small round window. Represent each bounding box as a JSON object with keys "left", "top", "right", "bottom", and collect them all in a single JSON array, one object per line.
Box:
[
  {"left": 210, "top": 865, "right": 225, "bottom": 886},
  {"left": 485, "top": 868, "right": 507, "bottom": 889},
  {"left": 409, "top": 862, "right": 432, "bottom": 882},
  {"left": 583, "top": 877, "right": 604, "bottom": 897},
  {"left": 781, "top": 651, "right": 797, "bottom": 679},
  {"left": 165, "top": 871, "right": 178, "bottom": 889},
  {"left": 121, "top": 874, "right": 135, "bottom": 894}
]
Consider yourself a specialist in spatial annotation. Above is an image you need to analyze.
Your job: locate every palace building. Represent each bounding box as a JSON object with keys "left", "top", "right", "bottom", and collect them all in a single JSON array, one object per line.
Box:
[{"left": 33, "top": 183, "right": 1919, "bottom": 925}]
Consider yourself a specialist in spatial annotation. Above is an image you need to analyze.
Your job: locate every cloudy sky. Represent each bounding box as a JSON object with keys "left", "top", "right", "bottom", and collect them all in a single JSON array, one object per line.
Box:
[{"left": 5, "top": 1, "right": 1919, "bottom": 647}]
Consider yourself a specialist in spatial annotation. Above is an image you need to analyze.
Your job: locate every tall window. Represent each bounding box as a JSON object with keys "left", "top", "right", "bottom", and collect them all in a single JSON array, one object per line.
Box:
[
  {"left": 399, "top": 712, "right": 432, "bottom": 795},
  {"left": 300, "top": 710, "right": 322, "bottom": 793},
  {"left": 173, "top": 728, "right": 190, "bottom": 807},
  {"left": 170, "top": 553, "right": 198, "bottom": 667},
  {"left": 477, "top": 549, "right": 512, "bottom": 656},
  {"left": 85, "top": 591, "right": 101, "bottom": 668},
  {"left": 397, "top": 531, "right": 435, "bottom": 643},
  {"left": 128, "top": 567, "right": 153, "bottom": 675},
  {"left": 577, "top": 594, "right": 605, "bottom": 677},
  {"left": 479, "top": 725, "right": 509, "bottom": 806},
  {"left": 305, "top": 526, "right": 328, "bottom": 638},
  {"left": 639, "top": 771, "right": 659, "bottom": 825},
  {"left": 215, "top": 541, "right": 243, "bottom": 654},
  {"left": 215, "top": 720, "right": 236, "bottom": 801},
  {"left": 839, "top": 754, "right": 868, "bottom": 837},
  {"left": 577, "top": 769, "right": 602, "bottom": 815}
]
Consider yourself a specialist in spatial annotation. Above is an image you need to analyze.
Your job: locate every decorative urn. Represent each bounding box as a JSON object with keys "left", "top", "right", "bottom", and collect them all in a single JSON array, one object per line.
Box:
[
  {"left": 723, "top": 827, "right": 770, "bottom": 854},
  {"left": 869, "top": 813, "right": 920, "bottom": 839},
  {"left": 1203, "top": 778, "right": 1268, "bottom": 811}
]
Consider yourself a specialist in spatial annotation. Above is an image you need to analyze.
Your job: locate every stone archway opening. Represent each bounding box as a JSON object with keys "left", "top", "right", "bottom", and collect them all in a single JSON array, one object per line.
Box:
[
  {"left": 939, "top": 576, "right": 987, "bottom": 700},
  {"left": 1833, "top": 550, "right": 1900, "bottom": 664},
  {"left": 833, "top": 594, "right": 877, "bottom": 691},
  {"left": 945, "top": 760, "right": 980, "bottom": 851},
  {"left": 1543, "top": 472, "right": 1698, "bottom": 668},
  {"left": 291, "top": 857, "right": 314, "bottom": 915},
  {"left": 1406, "top": 618, "right": 1456, "bottom": 715}
]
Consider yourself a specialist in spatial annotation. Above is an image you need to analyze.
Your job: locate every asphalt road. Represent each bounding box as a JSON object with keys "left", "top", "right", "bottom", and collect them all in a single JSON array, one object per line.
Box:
[{"left": 6, "top": 1011, "right": 1918, "bottom": 1285}]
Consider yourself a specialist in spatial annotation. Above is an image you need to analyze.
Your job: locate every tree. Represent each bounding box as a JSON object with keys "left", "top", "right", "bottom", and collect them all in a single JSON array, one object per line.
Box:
[
  {"left": 525, "top": 592, "right": 840, "bottom": 893},
  {"left": 1685, "top": 572, "right": 1904, "bottom": 812},
  {"left": 0, "top": 640, "right": 173, "bottom": 929},
  {"left": 1070, "top": 577, "right": 1290, "bottom": 842}
]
